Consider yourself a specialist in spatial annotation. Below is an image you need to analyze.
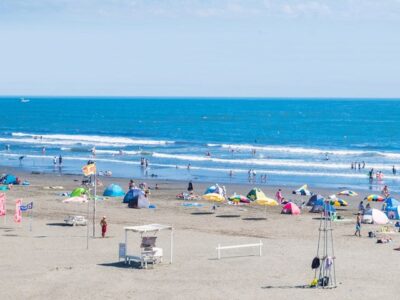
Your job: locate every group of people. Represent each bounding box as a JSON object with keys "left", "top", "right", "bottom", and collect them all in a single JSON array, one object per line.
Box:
[
  {"left": 140, "top": 157, "right": 149, "bottom": 168},
  {"left": 351, "top": 161, "right": 366, "bottom": 170},
  {"left": 52, "top": 155, "right": 63, "bottom": 167},
  {"left": 355, "top": 184, "right": 391, "bottom": 237}
]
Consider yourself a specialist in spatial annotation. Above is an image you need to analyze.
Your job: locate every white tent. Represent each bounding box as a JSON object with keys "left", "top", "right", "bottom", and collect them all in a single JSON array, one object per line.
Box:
[{"left": 362, "top": 208, "right": 389, "bottom": 225}]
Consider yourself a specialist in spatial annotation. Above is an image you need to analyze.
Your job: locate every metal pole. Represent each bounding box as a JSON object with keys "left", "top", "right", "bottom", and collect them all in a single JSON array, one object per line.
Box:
[
  {"left": 93, "top": 168, "right": 97, "bottom": 238},
  {"left": 170, "top": 229, "right": 174, "bottom": 264},
  {"left": 86, "top": 187, "right": 90, "bottom": 250}
]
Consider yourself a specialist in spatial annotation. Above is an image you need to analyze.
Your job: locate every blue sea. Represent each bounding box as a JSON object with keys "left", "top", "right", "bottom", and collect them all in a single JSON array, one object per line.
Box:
[{"left": 1, "top": 97, "right": 400, "bottom": 191}]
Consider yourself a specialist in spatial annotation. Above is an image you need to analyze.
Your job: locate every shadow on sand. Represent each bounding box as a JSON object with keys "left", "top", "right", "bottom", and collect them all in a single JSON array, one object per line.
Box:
[
  {"left": 242, "top": 217, "right": 267, "bottom": 221},
  {"left": 46, "top": 223, "right": 70, "bottom": 227},
  {"left": 191, "top": 212, "right": 215, "bottom": 215},
  {"left": 216, "top": 214, "right": 241, "bottom": 218},
  {"left": 98, "top": 261, "right": 142, "bottom": 269}
]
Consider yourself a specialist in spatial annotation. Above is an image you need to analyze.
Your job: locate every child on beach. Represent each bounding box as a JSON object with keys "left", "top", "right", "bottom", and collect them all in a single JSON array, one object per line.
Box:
[
  {"left": 355, "top": 213, "right": 362, "bottom": 237},
  {"left": 100, "top": 216, "right": 107, "bottom": 238}
]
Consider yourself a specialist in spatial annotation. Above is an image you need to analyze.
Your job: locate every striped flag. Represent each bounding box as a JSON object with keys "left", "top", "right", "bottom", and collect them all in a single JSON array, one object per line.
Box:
[
  {"left": 20, "top": 202, "right": 33, "bottom": 211},
  {"left": 82, "top": 163, "right": 96, "bottom": 176},
  {"left": 0, "top": 193, "right": 5, "bottom": 216}
]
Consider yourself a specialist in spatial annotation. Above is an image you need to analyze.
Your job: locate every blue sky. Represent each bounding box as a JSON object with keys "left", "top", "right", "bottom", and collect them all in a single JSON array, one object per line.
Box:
[{"left": 0, "top": 0, "right": 399, "bottom": 97}]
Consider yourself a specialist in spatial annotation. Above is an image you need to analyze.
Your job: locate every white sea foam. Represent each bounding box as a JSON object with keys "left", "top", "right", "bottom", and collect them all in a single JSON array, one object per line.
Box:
[
  {"left": 10, "top": 132, "right": 173, "bottom": 146},
  {"left": 152, "top": 152, "right": 395, "bottom": 170},
  {"left": 207, "top": 143, "right": 400, "bottom": 159}
]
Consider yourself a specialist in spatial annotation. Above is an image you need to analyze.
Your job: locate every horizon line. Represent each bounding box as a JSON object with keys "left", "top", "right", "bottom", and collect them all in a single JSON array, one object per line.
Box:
[{"left": 1, "top": 95, "right": 400, "bottom": 100}]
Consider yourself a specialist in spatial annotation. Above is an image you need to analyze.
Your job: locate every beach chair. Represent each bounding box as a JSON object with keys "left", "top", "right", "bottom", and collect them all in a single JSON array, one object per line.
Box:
[{"left": 140, "top": 236, "right": 163, "bottom": 269}]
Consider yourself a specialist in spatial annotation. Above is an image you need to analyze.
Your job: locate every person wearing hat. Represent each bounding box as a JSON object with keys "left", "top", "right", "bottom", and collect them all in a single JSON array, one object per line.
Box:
[{"left": 100, "top": 216, "right": 107, "bottom": 238}]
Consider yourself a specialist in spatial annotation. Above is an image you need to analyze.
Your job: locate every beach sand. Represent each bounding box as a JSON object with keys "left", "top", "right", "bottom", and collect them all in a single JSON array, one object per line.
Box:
[{"left": 1, "top": 167, "right": 399, "bottom": 300}]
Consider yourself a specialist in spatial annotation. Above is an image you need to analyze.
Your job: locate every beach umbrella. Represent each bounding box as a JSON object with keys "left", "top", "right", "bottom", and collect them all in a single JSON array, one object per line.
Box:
[
  {"left": 338, "top": 190, "right": 358, "bottom": 196},
  {"left": 202, "top": 193, "right": 225, "bottom": 203},
  {"left": 330, "top": 198, "right": 348, "bottom": 207},
  {"left": 228, "top": 194, "right": 250, "bottom": 204},
  {"left": 365, "top": 194, "right": 385, "bottom": 202}
]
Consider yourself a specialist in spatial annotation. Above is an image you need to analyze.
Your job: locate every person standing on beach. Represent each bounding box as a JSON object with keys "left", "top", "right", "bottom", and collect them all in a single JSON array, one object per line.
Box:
[
  {"left": 354, "top": 213, "right": 362, "bottom": 237},
  {"left": 275, "top": 189, "right": 283, "bottom": 204},
  {"left": 53, "top": 156, "right": 57, "bottom": 167},
  {"left": 100, "top": 216, "right": 107, "bottom": 238},
  {"left": 58, "top": 155, "right": 63, "bottom": 166},
  {"left": 362, "top": 161, "right": 365, "bottom": 169},
  {"left": 393, "top": 165, "right": 397, "bottom": 175},
  {"left": 128, "top": 179, "right": 136, "bottom": 190}
]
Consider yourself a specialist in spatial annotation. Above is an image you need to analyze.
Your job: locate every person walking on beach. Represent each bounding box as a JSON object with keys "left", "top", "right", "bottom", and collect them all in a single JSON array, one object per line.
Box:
[
  {"left": 358, "top": 201, "right": 365, "bottom": 214},
  {"left": 100, "top": 216, "right": 107, "bottom": 238},
  {"left": 187, "top": 181, "right": 194, "bottom": 193},
  {"left": 354, "top": 213, "right": 362, "bottom": 237}
]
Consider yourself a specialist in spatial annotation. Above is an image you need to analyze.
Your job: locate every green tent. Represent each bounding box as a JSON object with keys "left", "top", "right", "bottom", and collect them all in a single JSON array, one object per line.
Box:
[
  {"left": 71, "top": 187, "right": 87, "bottom": 197},
  {"left": 247, "top": 188, "right": 268, "bottom": 201}
]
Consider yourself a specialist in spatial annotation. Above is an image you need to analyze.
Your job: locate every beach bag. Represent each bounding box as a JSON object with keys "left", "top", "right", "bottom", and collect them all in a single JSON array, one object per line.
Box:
[
  {"left": 368, "top": 231, "right": 376, "bottom": 238},
  {"left": 318, "top": 276, "right": 329, "bottom": 287},
  {"left": 311, "top": 257, "right": 320, "bottom": 269}
]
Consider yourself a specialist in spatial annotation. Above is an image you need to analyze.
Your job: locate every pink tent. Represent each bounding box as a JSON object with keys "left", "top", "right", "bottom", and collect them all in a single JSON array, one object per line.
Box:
[{"left": 281, "top": 202, "right": 301, "bottom": 215}]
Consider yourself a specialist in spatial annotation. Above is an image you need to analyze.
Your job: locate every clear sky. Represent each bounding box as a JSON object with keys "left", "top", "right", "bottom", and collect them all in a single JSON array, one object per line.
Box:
[{"left": 1, "top": 0, "right": 399, "bottom": 98}]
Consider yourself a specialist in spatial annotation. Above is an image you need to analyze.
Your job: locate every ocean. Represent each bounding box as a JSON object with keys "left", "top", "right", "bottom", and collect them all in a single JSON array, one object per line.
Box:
[{"left": 1, "top": 97, "right": 400, "bottom": 191}]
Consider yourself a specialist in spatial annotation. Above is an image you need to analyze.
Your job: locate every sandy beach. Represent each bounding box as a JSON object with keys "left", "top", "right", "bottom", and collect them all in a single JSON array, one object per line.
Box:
[{"left": 1, "top": 167, "right": 399, "bottom": 300}]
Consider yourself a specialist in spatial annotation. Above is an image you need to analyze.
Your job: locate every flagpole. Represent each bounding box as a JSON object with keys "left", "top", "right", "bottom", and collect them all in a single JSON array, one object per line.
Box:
[
  {"left": 86, "top": 186, "right": 90, "bottom": 249},
  {"left": 92, "top": 163, "right": 97, "bottom": 238}
]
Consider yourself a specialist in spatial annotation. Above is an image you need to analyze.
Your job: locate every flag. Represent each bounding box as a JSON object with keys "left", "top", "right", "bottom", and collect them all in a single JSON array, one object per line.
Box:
[
  {"left": 14, "top": 199, "right": 22, "bottom": 223},
  {"left": 82, "top": 163, "right": 96, "bottom": 176},
  {"left": 20, "top": 202, "right": 33, "bottom": 211},
  {"left": 0, "top": 193, "right": 5, "bottom": 216}
]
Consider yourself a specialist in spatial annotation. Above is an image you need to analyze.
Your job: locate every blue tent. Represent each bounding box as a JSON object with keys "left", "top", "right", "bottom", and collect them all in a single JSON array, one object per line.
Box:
[
  {"left": 306, "top": 194, "right": 324, "bottom": 207},
  {"left": 384, "top": 198, "right": 399, "bottom": 210},
  {"left": 103, "top": 184, "right": 125, "bottom": 197},
  {"left": 2, "top": 174, "right": 17, "bottom": 185},
  {"left": 123, "top": 188, "right": 149, "bottom": 208},
  {"left": 123, "top": 188, "right": 142, "bottom": 203},
  {"left": 310, "top": 199, "right": 336, "bottom": 214}
]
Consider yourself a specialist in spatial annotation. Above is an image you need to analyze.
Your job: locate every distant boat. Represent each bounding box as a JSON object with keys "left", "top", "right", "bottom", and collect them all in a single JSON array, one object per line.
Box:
[{"left": 20, "top": 98, "right": 30, "bottom": 103}]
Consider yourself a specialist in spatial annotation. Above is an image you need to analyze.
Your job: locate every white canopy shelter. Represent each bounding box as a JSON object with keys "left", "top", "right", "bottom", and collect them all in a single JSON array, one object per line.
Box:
[{"left": 124, "top": 224, "right": 174, "bottom": 264}]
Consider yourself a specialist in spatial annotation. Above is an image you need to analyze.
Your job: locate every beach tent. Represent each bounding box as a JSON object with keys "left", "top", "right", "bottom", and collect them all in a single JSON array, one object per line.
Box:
[
  {"left": 202, "top": 193, "right": 225, "bottom": 203},
  {"left": 103, "top": 184, "right": 125, "bottom": 197},
  {"left": 306, "top": 194, "right": 324, "bottom": 207},
  {"left": 71, "top": 187, "right": 87, "bottom": 197},
  {"left": 124, "top": 188, "right": 149, "bottom": 208},
  {"left": 292, "top": 184, "right": 312, "bottom": 196},
  {"left": 247, "top": 188, "right": 266, "bottom": 201},
  {"left": 362, "top": 208, "right": 389, "bottom": 225},
  {"left": 386, "top": 206, "right": 400, "bottom": 220},
  {"left": 247, "top": 188, "right": 278, "bottom": 206},
  {"left": 204, "top": 184, "right": 223, "bottom": 195},
  {"left": 228, "top": 194, "right": 250, "bottom": 204},
  {"left": 2, "top": 174, "right": 17, "bottom": 185},
  {"left": 338, "top": 190, "right": 358, "bottom": 196},
  {"left": 281, "top": 202, "right": 301, "bottom": 215},
  {"left": 384, "top": 197, "right": 399, "bottom": 209},
  {"left": 365, "top": 194, "right": 384, "bottom": 202},
  {"left": 310, "top": 199, "right": 336, "bottom": 214}
]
